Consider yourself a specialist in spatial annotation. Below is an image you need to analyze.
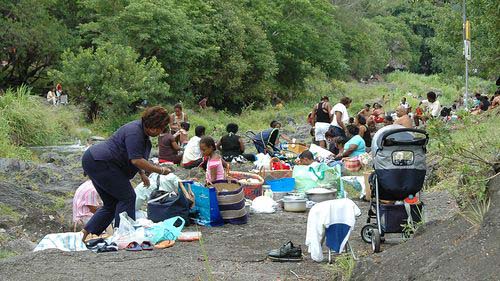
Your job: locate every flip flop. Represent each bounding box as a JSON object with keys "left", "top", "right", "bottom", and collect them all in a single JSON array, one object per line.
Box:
[
  {"left": 154, "top": 240, "right": 175, "bottom": 249},
  {"left": 125, "top": 242, "right": 142, "bottom": 251},
  {"left": 140, "top": 241, "right": 154, "bottom": 251}
]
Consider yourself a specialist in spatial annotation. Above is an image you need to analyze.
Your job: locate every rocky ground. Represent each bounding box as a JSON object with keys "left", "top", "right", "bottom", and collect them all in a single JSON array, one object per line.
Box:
[
  {"left": 0, "top": 147, "right": 463, "bottom": 281},
  {"left": 352, "top": 174, "right": 500, "bottom": 281},
  {"left": 4, "top": 120, "right": 498, "bottom": 280}
]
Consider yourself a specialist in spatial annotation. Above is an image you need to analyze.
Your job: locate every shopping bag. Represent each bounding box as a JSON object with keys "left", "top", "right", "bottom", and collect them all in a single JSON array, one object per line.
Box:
[
  {"left": 343, "top": 158, "right": 362, "bottom": 172},
  {"left": 190, "top": 182, "right": 224, "bottom": 226},
  {"left": 147, "top": 190, "right": 190, "bottom": 224},
  {"left": 292, "top": 165, "right": 319, "bottom": 193},
  {"left": 309, "top": 163, "right": 342, "bottom": 189},
  {"left": 146, "top": 216, "right": 185, "bottom": 244},
  {"left": 210, "top": 180, "right": 248, "bottom": 225}
]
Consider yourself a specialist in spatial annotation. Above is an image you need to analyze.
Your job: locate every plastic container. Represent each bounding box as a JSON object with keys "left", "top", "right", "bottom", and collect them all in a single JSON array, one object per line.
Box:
[
  {"left": 282, "top": 198, "right": 307, "bottom": 212},
  {"left": 266, "top": 178, "right": 295, "bottom": 192}
]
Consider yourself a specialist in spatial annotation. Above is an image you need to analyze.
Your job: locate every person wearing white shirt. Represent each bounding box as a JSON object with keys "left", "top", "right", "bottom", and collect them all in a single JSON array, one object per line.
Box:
[
  {"left": 181, "top": 126, "right": 205, "bottom": 169},
  {"left": 329, "top": 97, "right": 352, "bottom": 153},
  {"left": 400, "top": 97, "right": 410, "bottom": 113},
  {"left": 46, "top": 88, "right": 57, "bottom": 106},
  {"left": 414, "top": 91, "right": 440, "bottom": 126}
]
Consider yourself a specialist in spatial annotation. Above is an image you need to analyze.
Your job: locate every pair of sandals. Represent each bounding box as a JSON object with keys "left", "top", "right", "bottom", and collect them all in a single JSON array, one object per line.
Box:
[
  {"left": 125, "top": 240, "right": 176, "bottom": 251},
  {"left": 125, "top": 241, "right": 154, "bottom": 251}
]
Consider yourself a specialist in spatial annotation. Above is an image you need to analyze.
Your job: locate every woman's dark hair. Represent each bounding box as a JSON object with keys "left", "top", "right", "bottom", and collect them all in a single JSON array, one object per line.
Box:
[
  {"left": 321, "top": 96, "right": 329, "bottom": 102},
  {"left": 340, "top": 96, "right": 352, "bottom": 105},
  {"left": 174, "top": 103, "right": 183, "bottom": 110},
  {"left": 325, "top": 130, "right": 335, "bottom": 138},
  {"left": 142, "top": 106, "right": 169, "bottom": 129},
  {"left": 427, "top": 91, "right": 437, "bottom": 101},
  {"left": 270, "top": 120, "right": 281, "bottom": 128},
  {"left": 180, "top": 122, "right": 190, "bottom": 131},
  {"left": 226, "top": 123, "right": 239, "bottom": 134},
  {"left": 356, "top": 114, "right": 366, "bottom": 125},
  {"left": 299, "top": 150, "right": 314, "bottom": 160},
  {"left": 384, "top": 115, "right": 394, "bottom": 122},
  {"left": 335, "top": 136, "right": 347, "bottom": 145},
  {"left": 346, "top": 124, "right": 359, "bottom": 136},
  {"left": 195, "top": 126, "right": 206, "bottom": 137},
  {"left": 365, "top": 103, "right": 371, "bottom": 108},
  {"left": 200, "top": 136, "right": 216, "bottom": 150}
]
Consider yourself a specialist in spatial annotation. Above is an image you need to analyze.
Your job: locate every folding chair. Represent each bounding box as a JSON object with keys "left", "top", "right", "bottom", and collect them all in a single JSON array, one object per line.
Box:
[{"left": 325, "top": 223, "right": 358, "bottom": 263}]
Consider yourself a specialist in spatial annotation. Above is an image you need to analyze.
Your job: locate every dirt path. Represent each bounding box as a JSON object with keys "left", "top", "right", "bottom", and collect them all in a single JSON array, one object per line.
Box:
[{"left": 0, "top": 191, "right": 457, "bottom": 281}]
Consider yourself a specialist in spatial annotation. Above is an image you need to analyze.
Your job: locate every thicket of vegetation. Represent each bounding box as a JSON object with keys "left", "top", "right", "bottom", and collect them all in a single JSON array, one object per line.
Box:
[
  {"left": 0, "top": 86, "right": 81, "bottom": 159},
  {"left": 1, "top": 0, "right": 498, "bottom": 120}
]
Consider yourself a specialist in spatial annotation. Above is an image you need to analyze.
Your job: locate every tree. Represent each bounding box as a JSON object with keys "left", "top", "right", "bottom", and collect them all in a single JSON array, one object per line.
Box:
[
  {"left": 0, "top": 0, "right": 76, "bottom": 88},
  {"left": 49, "top": 43, "right": 169, "bottom": 121},
  {"left": 246, "top": 0, "right": 348, "bottom": 92}
]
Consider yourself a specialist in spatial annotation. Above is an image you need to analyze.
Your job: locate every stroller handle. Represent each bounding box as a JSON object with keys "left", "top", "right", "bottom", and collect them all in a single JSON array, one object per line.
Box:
[{"left": 379, "top": 128, "right": 428, "bottom": 146}]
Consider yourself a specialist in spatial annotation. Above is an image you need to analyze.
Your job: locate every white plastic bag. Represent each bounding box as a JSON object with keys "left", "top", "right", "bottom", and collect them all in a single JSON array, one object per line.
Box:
[
  {"left": 250, "top": 196, "right": 278, "bottom": 214},
  {"left": 135, "top": 173, "right": 181, "bottom": 209},
  {"left": 253, "top": 153, "right": 272, "bottom": 170},
  {"left": 109, "top": 212, "right": 146, "bottom": 249}
]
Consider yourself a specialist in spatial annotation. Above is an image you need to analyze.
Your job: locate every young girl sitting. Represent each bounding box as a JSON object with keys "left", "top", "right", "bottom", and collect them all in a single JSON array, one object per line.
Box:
[
  {"left": 199, "top": 136, "right": 230, "bottom": 185},
  {"left": 174, "top": 122, "right": 190, "bottom": 148}
]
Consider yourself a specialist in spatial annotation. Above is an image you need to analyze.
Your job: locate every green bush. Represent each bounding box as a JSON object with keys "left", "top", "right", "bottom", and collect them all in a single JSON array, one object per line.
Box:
[{"left": 0, "top": 86, "right": 80, "bottom": 159}]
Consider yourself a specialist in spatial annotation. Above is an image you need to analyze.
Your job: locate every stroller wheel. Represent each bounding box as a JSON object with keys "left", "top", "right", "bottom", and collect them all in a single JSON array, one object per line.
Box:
[
  {"left": 361, "top": 224, "right": 377, "bottom": 244},
  {"left": 371, "top": 229, "right": 381, "bottom": 253}
]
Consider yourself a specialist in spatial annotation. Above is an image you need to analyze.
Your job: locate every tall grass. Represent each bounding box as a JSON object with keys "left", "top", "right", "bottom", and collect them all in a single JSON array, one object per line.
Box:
[
  {"left": 0, "top": 86, "right": 81, "bottom": 159},
  {"left": 426, "top": 109, "right": 500, "bottom": 203}
]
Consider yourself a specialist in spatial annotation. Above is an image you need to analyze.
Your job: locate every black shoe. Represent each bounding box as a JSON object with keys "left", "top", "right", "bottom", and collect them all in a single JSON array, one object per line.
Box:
[
  {"left": 85, "top": 238, "right": 105, "bottom": 249},
  {"left": 268, "top": 241, "right": 302, "bottom": 262}
]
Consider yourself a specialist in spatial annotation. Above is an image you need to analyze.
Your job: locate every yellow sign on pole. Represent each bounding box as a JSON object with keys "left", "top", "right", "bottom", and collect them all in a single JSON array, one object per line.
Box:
[{"left": 465, "top": 20, "right": 471, "bottom": 40}]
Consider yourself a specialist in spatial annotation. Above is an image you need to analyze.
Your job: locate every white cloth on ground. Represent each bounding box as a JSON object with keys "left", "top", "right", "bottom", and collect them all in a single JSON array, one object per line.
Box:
[
  {"left": 34, "top": 232, "right": 87, "bottom": 252},
  {"left": 305, "top": 198, "right": 361, "bottom": 262}
]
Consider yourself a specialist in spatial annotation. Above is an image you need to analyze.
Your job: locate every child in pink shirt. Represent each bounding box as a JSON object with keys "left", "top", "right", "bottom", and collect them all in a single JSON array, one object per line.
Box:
[{"left": 199, "top": 136, "right": 229, "bottom": 185}]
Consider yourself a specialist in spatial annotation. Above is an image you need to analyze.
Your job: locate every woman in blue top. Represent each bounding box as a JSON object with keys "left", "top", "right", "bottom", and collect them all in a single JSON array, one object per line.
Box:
[
  {"left": 81, "top": 106, "right": 171, "bottom": 241},
  {"left": 334, "top": 124, "right": 366, "bottom": 160}
]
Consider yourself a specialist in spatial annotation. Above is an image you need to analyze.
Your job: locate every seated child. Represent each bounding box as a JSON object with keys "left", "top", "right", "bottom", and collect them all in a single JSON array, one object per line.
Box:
[
  {"left": 174, "top": 122, "right": 190, "bottom": 148},
  {"left": 200, "top": 136, "right": 230, "bottom": 185},
  {"left": 296, "top": 150, "right": 316, "bottom": 166},
  {"left": 73, "top": 180, "right": 102, "bottom": 231}
]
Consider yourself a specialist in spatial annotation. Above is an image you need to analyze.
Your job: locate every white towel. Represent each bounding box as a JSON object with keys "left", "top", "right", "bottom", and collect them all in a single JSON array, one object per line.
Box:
[
  {"left": 34, "top": 232, "right": 87, "bottom": 252},
  {"left": 305, "top": 198, "right": 361, "bottom": 262}
]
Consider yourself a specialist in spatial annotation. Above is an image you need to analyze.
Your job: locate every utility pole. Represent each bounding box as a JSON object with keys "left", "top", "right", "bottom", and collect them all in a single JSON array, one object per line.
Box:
[{"left": 462, "top": 0, "right": 470, "bottom": 109}]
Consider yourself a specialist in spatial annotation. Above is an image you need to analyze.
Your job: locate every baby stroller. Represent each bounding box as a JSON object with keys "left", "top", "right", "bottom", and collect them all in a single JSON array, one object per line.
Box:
[
  {"left": 361, "top": 128, "right": 428, "bottom": 253},
  {"left": 245, "top": 128, "right": 281, "bottom": 156}
]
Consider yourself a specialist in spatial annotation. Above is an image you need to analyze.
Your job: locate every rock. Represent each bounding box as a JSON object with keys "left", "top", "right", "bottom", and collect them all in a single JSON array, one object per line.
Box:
[
  {"left": 4, "top": 238, "right": 36, "bottom": 254},
  {"left": 39, "top": 152, "right": 68, "bottom": 165},
  {"left": 0, "top": 159, "right": 29, "bottom": 173}
]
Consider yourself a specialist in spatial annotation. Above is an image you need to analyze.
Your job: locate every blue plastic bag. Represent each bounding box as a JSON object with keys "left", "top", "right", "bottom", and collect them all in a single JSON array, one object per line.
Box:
[{"left": 146, "top": 216, "right": 185, "bottom": 244}]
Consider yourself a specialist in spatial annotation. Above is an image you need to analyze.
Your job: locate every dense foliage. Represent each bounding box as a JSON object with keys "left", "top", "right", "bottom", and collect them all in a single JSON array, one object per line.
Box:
[{"left": 1, "top": 0, "right": 498, "bottom": 116}]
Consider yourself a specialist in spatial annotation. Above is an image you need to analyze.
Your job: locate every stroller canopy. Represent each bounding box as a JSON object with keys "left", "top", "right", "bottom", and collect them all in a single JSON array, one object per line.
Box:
[
  {"left": 252, "top": 128, "right": 280, "bottom": 154},
  {"left": 372, "top": 126, "right": 429, "bottom": 200}
]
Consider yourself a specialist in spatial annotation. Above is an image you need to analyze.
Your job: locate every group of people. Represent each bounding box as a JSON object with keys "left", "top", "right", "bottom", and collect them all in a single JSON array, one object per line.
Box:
[
  {"left": 471, "top": 89, "right": 500, "bottom": 114},
  {"left": 309, "top": 91, "right": 448, "bottom": 161},
  {"left": 77, "top": 105, "right": 243, "bottom": 241},
  {"left": 46, "top": 83, "right": 68, "bottom": 106},
  {"left": 157, "top": 103, "right": 256, "bottom": 169}
]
